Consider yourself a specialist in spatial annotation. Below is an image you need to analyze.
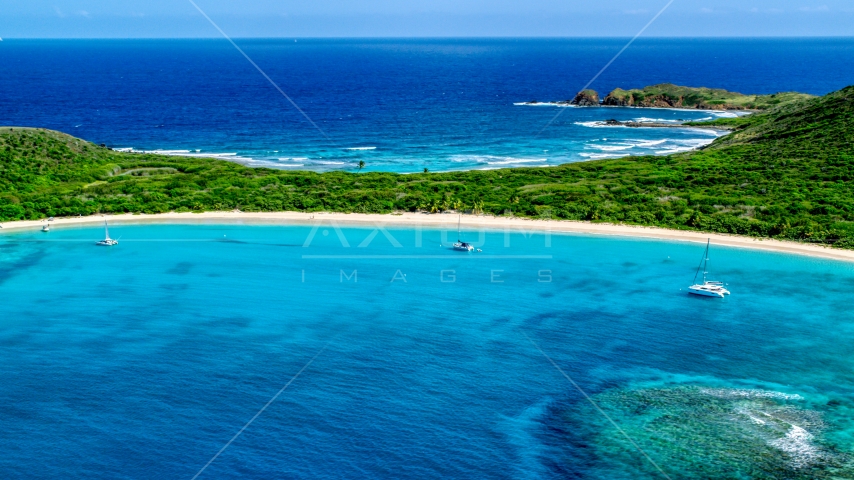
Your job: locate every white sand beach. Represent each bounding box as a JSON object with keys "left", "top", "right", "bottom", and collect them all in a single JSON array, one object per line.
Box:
[{"left": 2, "top": 211, "right": 854, "bottom": 262}]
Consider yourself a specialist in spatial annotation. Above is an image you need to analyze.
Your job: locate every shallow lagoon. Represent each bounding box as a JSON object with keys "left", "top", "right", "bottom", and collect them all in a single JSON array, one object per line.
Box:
[{"left": 1, "top": 223, "right": 853, "bottom": 478}]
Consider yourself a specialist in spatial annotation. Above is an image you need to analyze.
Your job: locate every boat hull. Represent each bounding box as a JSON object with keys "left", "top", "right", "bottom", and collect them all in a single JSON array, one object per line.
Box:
[{"left": 688, "top": 286, "right": 725, "bottom": 298}]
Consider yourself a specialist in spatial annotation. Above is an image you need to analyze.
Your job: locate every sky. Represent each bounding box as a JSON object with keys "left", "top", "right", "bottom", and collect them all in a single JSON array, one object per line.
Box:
[{"left": 1, "top": 0, "right": 852, "bottom": 38}]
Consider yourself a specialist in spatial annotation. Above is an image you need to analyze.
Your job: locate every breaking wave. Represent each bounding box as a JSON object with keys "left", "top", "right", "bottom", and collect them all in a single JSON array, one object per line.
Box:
[
  {"left": 579, "top": 135, "right": 720, "bottom": 160},
  {"left": 513, "top": 101, "right": 576, "bottom": 107},
  {"left": 113, "top": 148, "right": 247, "bottom": 160},
  {"left": 449, "top": 155, "right": 548, "bottom": 166}
]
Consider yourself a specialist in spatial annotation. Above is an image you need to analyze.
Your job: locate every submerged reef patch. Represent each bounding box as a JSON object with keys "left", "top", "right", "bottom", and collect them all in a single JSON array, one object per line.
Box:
[{"left": 549, "top": 385, "right": 853, "bottom": 479}]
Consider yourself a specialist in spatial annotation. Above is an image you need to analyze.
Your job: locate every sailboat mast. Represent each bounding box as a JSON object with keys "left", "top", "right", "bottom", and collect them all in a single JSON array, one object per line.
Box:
[
  {"left": 692, "top": 239, "right": 710, "bottom": 285},
  {"left": 703, "top": 239, "right": 710, "bottom": 283},
  {"left": 457, "top": 215, "right": 461, "bottom": 242},
  {"left": 104, "top": 219, "right": 110, "bottom": 239}
]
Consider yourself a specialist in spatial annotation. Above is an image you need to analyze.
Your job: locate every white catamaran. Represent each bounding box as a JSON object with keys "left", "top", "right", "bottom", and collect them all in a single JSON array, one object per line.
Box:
[
  {"left": 453, "top": 215, "right": 474, "bottom": 252},
  {"left": 96, "top": 219, "right": 118, "bottom": 246},
  {"left": 688, "top": 239, "right": 729, "bottom": 298}
]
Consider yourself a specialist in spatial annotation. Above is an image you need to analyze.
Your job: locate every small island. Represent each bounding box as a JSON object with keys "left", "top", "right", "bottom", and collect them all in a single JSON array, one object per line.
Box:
[{"left": 519, "top": 83, "right": 814, "bottom": 111}]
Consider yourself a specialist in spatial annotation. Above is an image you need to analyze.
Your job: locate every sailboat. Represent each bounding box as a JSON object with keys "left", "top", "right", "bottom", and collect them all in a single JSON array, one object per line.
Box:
[
  {"left": 95, "top": 219, "right": 118, "bottom": 246},
  {"left": 453, "top": 214, "right": 474, "bottom": 252},
  {"left": 688, "top": 239, "right": 729, "bottom": 297}
]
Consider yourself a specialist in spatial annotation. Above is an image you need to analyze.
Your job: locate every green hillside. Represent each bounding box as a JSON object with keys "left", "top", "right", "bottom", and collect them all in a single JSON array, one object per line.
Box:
[
  {"left": 603, "top": 83, "right": 814, "bottom": 110},
  {"left": 1, "top": 85, "right": 853, "bottom": 247}
]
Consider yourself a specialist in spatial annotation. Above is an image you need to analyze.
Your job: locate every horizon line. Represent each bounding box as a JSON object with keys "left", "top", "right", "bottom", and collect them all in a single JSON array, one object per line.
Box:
[{"left": 3, "top": 35, "right": 854, "bottom": 40}]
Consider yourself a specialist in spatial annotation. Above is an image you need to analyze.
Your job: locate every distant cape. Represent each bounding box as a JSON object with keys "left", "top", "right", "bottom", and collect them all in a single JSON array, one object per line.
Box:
[{"left": 518, "top": 83, "right": 814, "bottom": 111}]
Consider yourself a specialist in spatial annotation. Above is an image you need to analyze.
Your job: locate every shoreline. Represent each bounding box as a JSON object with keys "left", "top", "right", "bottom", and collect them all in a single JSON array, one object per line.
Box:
[
  {"left": 514, "top": 101, "right": 757, "bottom": 113},
  {"left": 2, "top": 211, "right": 854, "bottom": 262}
]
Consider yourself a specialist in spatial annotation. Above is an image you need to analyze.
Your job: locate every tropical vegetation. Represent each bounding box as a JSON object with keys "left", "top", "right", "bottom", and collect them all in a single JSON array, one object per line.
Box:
[{"left": 603, "top": 83, "right": 814, "bottom": 110}]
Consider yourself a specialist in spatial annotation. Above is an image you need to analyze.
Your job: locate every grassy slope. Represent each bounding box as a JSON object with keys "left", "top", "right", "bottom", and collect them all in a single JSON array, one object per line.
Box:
[
  {"left": 1, "top": 86, "right": 853, "bottom": 247},
  {"left": 605, "top": 83, "right": 814, "bottom": 109}
]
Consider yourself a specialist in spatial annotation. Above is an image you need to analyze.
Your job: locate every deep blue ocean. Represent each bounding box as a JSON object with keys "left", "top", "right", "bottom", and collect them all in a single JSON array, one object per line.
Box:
[
  {"left": 1, "top": 223, "right": 854, "bottom": 479},
  {"left": 2, "top": 38, "right": 854, "bottom": 171}
]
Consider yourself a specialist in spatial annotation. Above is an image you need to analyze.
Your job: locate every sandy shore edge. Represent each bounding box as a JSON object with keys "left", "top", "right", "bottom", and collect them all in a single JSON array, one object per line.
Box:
[{"left": 2, "top": 211, "right": 853, "bottom": 262}]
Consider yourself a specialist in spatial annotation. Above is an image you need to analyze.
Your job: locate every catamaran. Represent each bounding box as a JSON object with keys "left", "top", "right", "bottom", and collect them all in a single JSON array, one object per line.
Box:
[
  {"left": 96, "top": 219, "right": 118, "bottom": 246},
  {"left": 688, "top": 239, "right": 729, "bottom": 298},
  {"left": 453, "top": 215, "right": 474, "bottom": 252}
]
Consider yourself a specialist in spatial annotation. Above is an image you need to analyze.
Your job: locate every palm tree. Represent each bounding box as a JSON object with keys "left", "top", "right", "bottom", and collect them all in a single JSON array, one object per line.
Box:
[{"left": 358, "top": 160, "right": 365, "bottom": 172}]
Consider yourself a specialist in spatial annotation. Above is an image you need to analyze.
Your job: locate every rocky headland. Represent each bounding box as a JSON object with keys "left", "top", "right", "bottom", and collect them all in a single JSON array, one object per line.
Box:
[
  {"left": 518, "top": 83, "right": 814, "bottom": 111},
  {"left": 601, "top": 84, "right": 813, "bottom": 110},
  {"left": 517, "top": 89, "right": 599, "bottom": 107},
  {"left": 599, "top": 119, "right": 734, "bottom": 130},
  {"left": 570, "top": 89, "right": 600, "bottom": 106}
]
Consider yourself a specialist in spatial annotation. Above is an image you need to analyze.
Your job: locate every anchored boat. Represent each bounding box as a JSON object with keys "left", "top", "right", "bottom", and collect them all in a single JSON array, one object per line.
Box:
[
  {"left": 688, "top": 239, "right": 730, "bottom": 298},
  {"left": 453, "top": 215, "right": 474, "bottom": 252},
  {"left": 96, "top": 219, "right": 118, "bottom": 246}
]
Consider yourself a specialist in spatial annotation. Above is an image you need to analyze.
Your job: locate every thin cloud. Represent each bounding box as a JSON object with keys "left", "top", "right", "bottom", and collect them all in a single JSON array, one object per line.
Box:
[
  {"left": 799, "top": 5, "right": 829, "bottom": 12},
  {"left": 54, "top": 6, "right": 65, "bottom": 18}
]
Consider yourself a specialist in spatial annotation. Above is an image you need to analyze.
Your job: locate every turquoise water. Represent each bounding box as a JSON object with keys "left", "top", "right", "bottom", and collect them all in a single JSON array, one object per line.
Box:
[{"left": 1, "top": 223, "right": 854, "bottom": 478}]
